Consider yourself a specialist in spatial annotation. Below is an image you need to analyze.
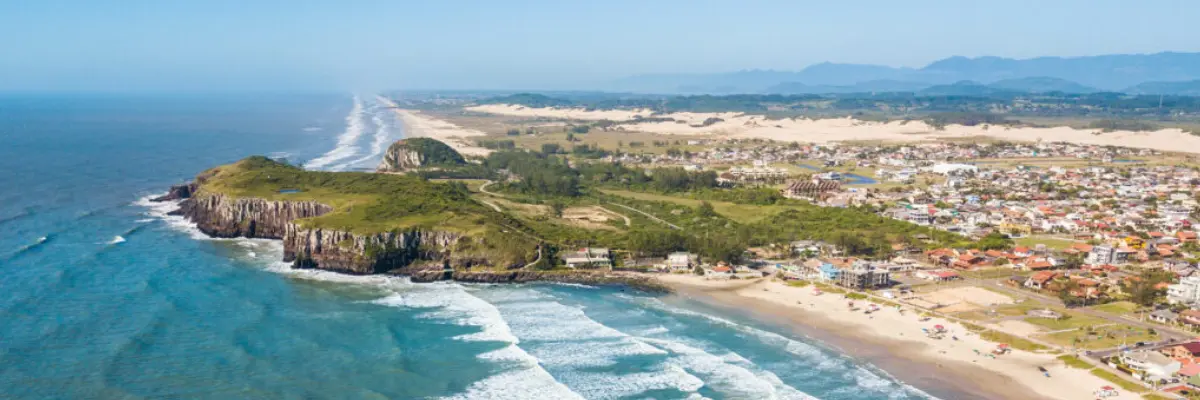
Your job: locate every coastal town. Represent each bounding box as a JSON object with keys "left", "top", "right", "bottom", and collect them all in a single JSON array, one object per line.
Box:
[{"left": 530, "top": 140, "right": 1200, "bottom": 399}]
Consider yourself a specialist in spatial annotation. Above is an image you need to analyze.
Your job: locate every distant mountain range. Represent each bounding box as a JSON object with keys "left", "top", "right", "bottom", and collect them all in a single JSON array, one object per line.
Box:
[{"left": 609, "top": 52, "right": 1200, "bottom": 96}]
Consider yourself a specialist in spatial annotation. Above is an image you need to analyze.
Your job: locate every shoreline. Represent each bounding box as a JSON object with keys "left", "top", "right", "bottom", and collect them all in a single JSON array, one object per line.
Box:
[
  {"left": 375, "top": 96, "right": 492, "bottom": 157},
  {"left": 651, "top": 274, "right": 1141, "bottom": 400}
]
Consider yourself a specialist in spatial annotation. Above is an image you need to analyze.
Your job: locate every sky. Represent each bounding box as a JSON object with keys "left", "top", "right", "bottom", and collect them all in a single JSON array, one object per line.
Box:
[{"left": 2, "top": 0, "right": 1199, "bottom": 91}]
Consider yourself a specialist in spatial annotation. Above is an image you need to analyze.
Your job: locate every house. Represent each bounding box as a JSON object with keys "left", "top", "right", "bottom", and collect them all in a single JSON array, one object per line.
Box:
[
  {"left": 1120, "top": 350, "right": 1182, "bottom": 381},
  {"left": 915, "top": 269, "right": 960, "bottom": 282},
  {"left": 707, "top": 262, "right": 734, "bottom": 278},
  {"left": 1150, "top": 310, "right": 1180, "bottom": 325},
  {"left": 666, "top": 252, "right": 699, "bottom": 271},
  {"left": 1182, "top": 310, "right": 1200, "bottom": 327},
  {"left": 817, "top": 263, "right": 841, "bottom": 282},
  {"left": 1025, "top": 271, "right": 1059, "bottom": 290},
  {"left": 1162, "top": 342, "right": 1200, "bottom": 359},
  {"left": 562, "top": 247, "right": 612, "bottom": 269}
]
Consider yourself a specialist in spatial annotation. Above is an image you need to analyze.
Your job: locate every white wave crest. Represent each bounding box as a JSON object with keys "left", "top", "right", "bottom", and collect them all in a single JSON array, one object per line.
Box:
[
  {"left": 109, "top": 236, "right": 126, "bottom": 244},
  {"left": 341, "top": 106, "right": 393, "bottom": 170},
  {"left": 640, "top": 298, "right": 940, "bottom": 399},
  {"left": 305, "top": 96, "right": 366, "bottom": 171},
  {"left": 480, "top": 288, "right": 713, "bottom": 399}
]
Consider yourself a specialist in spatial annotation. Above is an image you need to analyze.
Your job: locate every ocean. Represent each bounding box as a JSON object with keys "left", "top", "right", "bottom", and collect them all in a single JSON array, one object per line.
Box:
[{"left": 0, "top": 93, "right": 946, "bottom": 399}]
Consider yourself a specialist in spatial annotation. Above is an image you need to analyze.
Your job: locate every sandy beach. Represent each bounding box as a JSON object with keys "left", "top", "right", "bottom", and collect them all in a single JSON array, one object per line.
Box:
[
  {"left": 377, "top": 96, "right": 491, "bottom": 157},
  {"left": 651, "top": 274, "right": 1141, "bottom": 400},
  {"left": 467, "top": 104, "right": 1200, "bottom": 154}
]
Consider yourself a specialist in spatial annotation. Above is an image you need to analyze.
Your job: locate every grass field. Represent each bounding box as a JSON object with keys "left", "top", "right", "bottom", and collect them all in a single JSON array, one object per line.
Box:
[
  {"left": 598, "top": 188, "right": 802, "bottom": 223},
  {"left": 1014, "top": 236, "right": 1080, "bottom": 251},
  {"left": 1090, "top": 301, "right": 1141, "bottom": 315}
]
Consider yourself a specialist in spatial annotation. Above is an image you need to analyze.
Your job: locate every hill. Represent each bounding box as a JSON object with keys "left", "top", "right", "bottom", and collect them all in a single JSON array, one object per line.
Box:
[
  {"left": 1125, "top": 80, "right": 1200, "bottom": 96},
  {"left": 986, "top": 77, "right": 1099, "bottom": 93},
  {"left": 609, "top": 51, "right": 1200, "bottom": 94},
  {"left": 377, "top": 138, "right": 466, "bottom": 172}
]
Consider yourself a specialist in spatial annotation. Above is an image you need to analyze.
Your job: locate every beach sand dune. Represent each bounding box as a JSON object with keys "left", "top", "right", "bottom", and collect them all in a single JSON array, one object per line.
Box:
[
  {"left": 652, "top": 274, "right": 1142, "bottom": 400},
  {"left": 468, "top": 104, "right": 1200, "bottom": 154}
]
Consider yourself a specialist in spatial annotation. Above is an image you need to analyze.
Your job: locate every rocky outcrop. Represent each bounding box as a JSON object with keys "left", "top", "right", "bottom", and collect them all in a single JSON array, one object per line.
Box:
[
  {"left": 377, "top": 138, "right": 465, "bottom": 172},
  {"left": 152, "top": 183, "right": 197, "bottom": 202},
  {"left": 284, "top": 227, "right": 461, "bottom": 274},
  {"left": 175, "top": 190, "right": 464, "bottom": 274}
]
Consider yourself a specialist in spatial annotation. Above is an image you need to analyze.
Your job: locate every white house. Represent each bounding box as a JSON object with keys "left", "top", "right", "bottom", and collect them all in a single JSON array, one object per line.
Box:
[{"left": 1119, "top": 350, "right": 1181, "bottom": 381}]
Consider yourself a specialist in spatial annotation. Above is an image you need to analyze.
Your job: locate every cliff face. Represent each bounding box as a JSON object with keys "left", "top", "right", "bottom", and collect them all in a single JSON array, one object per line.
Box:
[
  {"left": 376, "top": 138, "right": 465, "bottom": 172},
  {"left": 175, "top": 191, "right": 463, "bottom": 274}
]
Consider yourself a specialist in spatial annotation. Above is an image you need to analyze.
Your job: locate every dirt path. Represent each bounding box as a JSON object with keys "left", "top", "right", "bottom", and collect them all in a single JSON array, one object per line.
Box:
[{"left": 607, "top": 202, "right": 682, "bottom": 230}]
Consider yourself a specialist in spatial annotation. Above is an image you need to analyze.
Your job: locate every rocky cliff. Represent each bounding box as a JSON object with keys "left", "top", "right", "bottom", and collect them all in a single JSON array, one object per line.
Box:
[
  {"left": 377, "top": 137, "right": 465, "bottom": 172},
  {"left": 169, "top": 191, "right": 464, "bottom": 274}
]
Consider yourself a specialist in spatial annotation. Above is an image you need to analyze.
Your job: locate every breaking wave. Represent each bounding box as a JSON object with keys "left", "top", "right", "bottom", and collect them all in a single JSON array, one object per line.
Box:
[{"left": 304, "top": 96, "right": 366, "bottom": 171}]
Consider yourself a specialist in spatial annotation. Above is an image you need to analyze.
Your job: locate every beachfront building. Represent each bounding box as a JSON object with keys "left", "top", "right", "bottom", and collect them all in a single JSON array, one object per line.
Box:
[
  {"left": 562, "top": 247, "right": 612, "bottom": 269},
  {"left": 836, "top": 262, "right": 891, "bottom": 289},
  {"left": 1168, "top": 276, "right": 1200, "bottom": 305},
  {"left": 666, "top": 252, "right": 699, "bottom": 271},
  {"left": 1119, "top": 350, "right": 1181, "bottom": 382}
]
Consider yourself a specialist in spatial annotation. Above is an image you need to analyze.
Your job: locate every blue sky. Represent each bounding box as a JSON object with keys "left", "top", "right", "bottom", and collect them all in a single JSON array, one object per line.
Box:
[{"left": 2, "top": 0, "right": 1198, "bottom": 91}]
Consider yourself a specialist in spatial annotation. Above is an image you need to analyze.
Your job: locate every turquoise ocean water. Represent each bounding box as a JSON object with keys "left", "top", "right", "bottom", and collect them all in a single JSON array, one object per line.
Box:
[{"left": 0, "top": 94, "right": 951, "bottom": 399}]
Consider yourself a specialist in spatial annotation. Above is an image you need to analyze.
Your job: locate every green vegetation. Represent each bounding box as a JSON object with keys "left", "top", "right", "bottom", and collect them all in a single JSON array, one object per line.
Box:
[
  {"left": 1057, "top": 355, "right": 1093, "bottom": 370},
  {"left": 200, "top": 156, "right": 492, "bottom": 234},
  {"left": 1090, "top": 369, "right": 1147, "bottom": 393},
  {"left": 394, "top": 137, "right": 466, "bottom": 166},
  {"left": 1091, "top": 301, "right": 1140, "bottom": 315},
  {"left": 1014, "top": 236, "right": 1077, "bottom": 251}
]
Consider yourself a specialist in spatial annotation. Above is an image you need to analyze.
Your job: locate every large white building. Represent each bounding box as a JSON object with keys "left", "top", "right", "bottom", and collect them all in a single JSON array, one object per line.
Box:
[{"left": 1168, "top": 276, "right": 1200, "bottom": 305}]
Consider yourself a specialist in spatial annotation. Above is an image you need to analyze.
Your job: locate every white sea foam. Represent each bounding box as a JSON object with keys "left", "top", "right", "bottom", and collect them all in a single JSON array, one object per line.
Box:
[
  {"left": 305, "top": 96, "right": 366, "bottom": 171},
  {"left": 641, "top": 298, "right": 939, "bottom": 399},
  {"left": 108, "top": 236, "right": 126, "bottom": 245},
  {"left": 642, "top": 337, "right": 814, "bottom": 400},
  {"left": 481, "top": 288, "right": 717, "bottom": 399},
  {"left": 368, "top": 286, "right": 580, "bottom": 400},
  {"left": 341, "top": 105, "right": 393, "bottom": 170}
]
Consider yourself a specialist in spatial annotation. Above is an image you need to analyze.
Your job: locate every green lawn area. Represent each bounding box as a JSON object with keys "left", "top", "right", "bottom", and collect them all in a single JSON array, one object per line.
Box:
[
  {"left": 1091, "top": 301, "right": 1141, "bottom": 315},
  {"left": 1057, "top": 355, "right": 1094, "bottom": 369},
  {"left": 1040, "top": 323, "right": 1159, "bottom": 350},
  {"left": 1025, "top": 314, "right": 1108, "bottom": 331},
  {"left": 599, "top": 189, "right": 800, "bottom": 223},
  {"left": 1090, "top": 369, "right": 1147, "bottom": 393},
  {"left": 1014, "top": 236, "right": 1079, "bottom": 251}
]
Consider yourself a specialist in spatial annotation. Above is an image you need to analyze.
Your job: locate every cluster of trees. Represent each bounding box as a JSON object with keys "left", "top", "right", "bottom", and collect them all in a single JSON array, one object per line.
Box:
[
  {"left": 484, "top": 151, "right": 580, "bottom": 197},
  {"left": 646, "top": 168, "right": 719, "bottom": 192}
]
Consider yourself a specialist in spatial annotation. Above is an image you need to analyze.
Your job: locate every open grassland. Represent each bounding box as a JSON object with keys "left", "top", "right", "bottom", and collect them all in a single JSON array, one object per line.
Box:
[
  {"left": 1014, "top": 236, "right": 1080, "bottom": 251},
  {"left": 598, "top": 188, "right": 802, "bottom": 223},
  {"left": 198, "top": 157, "right": 498, "bottom": 235}
]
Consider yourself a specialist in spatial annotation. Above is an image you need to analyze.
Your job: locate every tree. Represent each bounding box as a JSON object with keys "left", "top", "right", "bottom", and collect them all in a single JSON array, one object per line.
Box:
[
  {"left": 506, "top": 128, "right": 520, "bottom": 136},
  {"left": 541, "top": 143, "right": 561, "bottom": 155},
  {"left": 696, "top": 201, "right": 717, "bottom": 217},
  {"left": 566, "top": 133, "right": 576, "bottom": 142},
  {"left": 976, "top": 232, "right": 1014, "bottom": 250},
  {"left": 550, "top": 201, "right": 565, "bottom": 218}
]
